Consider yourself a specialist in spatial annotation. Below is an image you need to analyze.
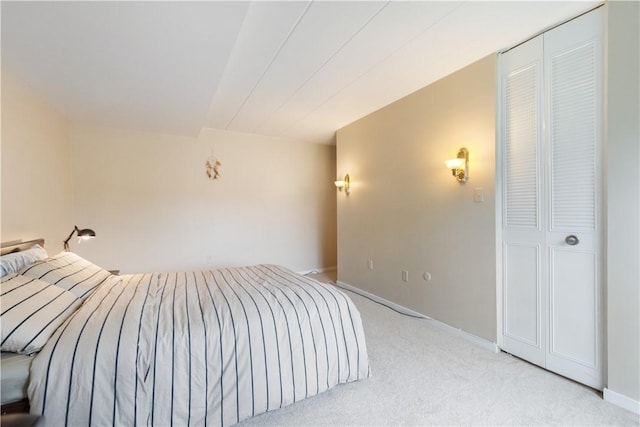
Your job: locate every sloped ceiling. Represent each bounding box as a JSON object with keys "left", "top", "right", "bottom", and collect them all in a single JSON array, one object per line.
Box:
[{"left": 1, "top": 1, "right": 600, "bottom": 144}]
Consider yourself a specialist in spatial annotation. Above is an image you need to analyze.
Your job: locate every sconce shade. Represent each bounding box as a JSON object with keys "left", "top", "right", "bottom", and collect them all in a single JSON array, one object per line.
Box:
[
  {"left": 445, "top": 147, "right": 469, "bottom": 182},
  {"left": 444, "top": 158, "right": 465, "bottom": 169},
  {"left": 63, "top": 225, "right": 96, "bottom": 251},
  {"left": 334, "top": 180, "right": 345, "bottom": 188}
]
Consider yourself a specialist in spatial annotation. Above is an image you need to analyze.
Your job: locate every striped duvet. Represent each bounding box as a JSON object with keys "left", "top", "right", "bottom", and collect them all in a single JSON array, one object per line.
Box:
[{"left": 28, "top": 265, "right": 370, "bottom": 426}]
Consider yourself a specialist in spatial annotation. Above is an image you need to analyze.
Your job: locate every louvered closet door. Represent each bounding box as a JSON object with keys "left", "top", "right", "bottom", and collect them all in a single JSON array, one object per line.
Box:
[
  {"left": 499, "top": 7, "right": 603, "bottom": 390},
  {"left": 543, "top": 9, "right": 603, "bottom": 389},
  {"left": 500, "top": 35, "right": 546, "bottom": 368}
]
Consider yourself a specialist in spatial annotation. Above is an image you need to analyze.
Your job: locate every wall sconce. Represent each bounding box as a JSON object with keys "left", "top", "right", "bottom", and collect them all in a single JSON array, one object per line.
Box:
[
  {"left": 63, "top": 225, "right": 96, "bottom": 251},
  {"left": 444, "top": 147, "right": 469, "bottom": 182},
  {"left": 334, "top": 173, "right": 351, "bottom": 196}
]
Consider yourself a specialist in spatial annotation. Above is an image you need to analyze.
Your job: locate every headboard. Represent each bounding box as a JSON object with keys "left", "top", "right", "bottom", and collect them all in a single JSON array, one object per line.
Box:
[{"left": 1, "top": 239, "right": 45, "bottom": 256}]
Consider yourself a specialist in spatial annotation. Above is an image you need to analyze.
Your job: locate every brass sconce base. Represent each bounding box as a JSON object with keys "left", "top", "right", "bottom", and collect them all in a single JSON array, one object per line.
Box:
[
  {"left": 334, "top": 173, "right": 351, "bottom": 195},
  {"left": 454, "top": 147, "right": 469, "bottom": 182}
]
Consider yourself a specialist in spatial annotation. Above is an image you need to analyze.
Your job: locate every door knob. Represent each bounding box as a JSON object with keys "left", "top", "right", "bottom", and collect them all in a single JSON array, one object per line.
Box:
[{"left": 565, "top": 235, "right": 579, "bottom": 246}]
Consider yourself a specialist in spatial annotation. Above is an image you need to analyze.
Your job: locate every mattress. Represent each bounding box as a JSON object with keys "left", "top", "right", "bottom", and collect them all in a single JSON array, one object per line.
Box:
[{"left": 1, "top": 352, "right": 33, "bottom": 404}]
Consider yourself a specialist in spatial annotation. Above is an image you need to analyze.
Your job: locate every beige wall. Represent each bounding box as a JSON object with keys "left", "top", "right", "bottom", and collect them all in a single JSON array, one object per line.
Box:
[
  {"left": 1, "top": 67, "right": 72, "bottom": 249},
  {"left": 336, "top": 55, "right": 497, "bottom": 341},
  {"left": 606, "top": 0, "right": 640, "bottom": 404},
  {"left": 70, "top": 125, "right": 337, "bottom": 274}
]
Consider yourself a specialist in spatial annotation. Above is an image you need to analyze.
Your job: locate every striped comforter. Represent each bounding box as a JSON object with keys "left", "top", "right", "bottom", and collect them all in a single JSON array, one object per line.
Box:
[{"left": 28, "top": 265, "right": 370, "bottom": 426}]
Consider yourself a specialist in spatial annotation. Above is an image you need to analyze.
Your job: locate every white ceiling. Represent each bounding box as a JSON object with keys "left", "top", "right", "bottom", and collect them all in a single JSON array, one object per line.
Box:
[{"left": 2, "top": 1, "right": 600, "bottom": 145}]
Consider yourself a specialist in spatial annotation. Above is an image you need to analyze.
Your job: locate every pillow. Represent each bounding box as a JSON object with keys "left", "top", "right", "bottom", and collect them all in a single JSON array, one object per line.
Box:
[
  {"left": 0, "top": 244, "right": 48, "bottom": 278},
  {"left": 1, "top": 274, "right": 81, "bottom": 354},
  {"left": 19, "top": 252, "right": 112, "bottom": 300}
]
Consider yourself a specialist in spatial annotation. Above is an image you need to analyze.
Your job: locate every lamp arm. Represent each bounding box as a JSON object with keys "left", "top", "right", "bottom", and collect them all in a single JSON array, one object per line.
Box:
[{"left": 63, "top": 226, "right": 79, "bottom": 251}]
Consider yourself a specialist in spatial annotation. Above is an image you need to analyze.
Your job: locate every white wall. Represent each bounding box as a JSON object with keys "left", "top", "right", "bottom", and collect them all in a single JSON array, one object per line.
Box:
[
  {"left": 70, "top": 125, "right": 337, "bottom": 274},
  {"left": 336, "top": 55, "right": 497, "bottom": 341},
  {"left": 606, "top": 0, "right": 640, "bottom": 406},
  {"left": 1, "top": 67, "right": 72, "bottom": 248}
]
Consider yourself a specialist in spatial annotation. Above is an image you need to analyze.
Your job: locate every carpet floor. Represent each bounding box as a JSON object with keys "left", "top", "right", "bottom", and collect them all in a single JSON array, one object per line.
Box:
[{"left": 239, "top": 285, "right": 639, "bottom": 426}]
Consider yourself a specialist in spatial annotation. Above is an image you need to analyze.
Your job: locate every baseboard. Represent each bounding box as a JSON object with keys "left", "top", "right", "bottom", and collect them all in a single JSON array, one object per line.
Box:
[
  {"left": 336, "top": 280, "right": 500, "bottom": 354},
  {"left": 604, "top": 388, "right": 640, "bottom": 415}
]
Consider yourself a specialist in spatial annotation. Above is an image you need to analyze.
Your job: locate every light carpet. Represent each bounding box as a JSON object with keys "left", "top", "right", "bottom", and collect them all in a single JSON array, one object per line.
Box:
[{"left": 239, "top": 286, "right": 639, "bottom": 426}]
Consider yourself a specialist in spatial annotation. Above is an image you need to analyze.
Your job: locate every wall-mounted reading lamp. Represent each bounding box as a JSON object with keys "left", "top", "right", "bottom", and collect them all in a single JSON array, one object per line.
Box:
[
  {"left": 63, "top": 225, "right": 96, "bottom": 251},
  {"left": 334, "top": 173, "right": 351, "bottom": 196},
  {"left": 444, "top": 147, "right": 469, "bottom": 182}
]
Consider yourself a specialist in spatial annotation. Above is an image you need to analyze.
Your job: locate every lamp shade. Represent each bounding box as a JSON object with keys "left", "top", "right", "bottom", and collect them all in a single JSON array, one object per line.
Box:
[
  {"left": 63, "top": 225, "right": 96, "bottom": 251},
  {"left": 77, "top": 228, "right": 96, "bottom": 239}
]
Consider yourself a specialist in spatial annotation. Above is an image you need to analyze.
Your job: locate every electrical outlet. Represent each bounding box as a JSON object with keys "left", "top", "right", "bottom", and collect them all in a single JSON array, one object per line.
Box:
[
  {"left": 367, "top": 259, "right": 374, "bottom": 270},
  {"left": 402, "top": 270, "right": 409, "bottom": 282}
]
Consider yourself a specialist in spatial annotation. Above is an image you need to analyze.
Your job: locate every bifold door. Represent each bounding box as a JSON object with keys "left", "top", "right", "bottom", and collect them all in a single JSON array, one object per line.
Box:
[{"left": 499, "top": 7, "right": 603, "bottom": 390}]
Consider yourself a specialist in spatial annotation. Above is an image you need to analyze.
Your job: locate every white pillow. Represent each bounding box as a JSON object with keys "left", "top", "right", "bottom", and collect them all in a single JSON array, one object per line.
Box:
[
  {"left": 20, "top": 252, "right": 112, "bottom": 300},
  {"left": 1, "top": 274, "right": 81, "bottom": 354},
  {"left": 0, "top": 244, "right": 48, "bottom": 278}
]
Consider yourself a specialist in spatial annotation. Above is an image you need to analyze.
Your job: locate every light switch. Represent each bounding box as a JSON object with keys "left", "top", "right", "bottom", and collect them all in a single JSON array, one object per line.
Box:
[{"left": 473, "top": 187, "right": 485, "bottom": 203}]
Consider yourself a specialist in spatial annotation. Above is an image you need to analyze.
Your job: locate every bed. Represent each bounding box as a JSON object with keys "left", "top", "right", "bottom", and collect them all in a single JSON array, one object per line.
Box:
[
  {"left": 1, "top": 352, "right": 34, "bottom": 412},
  {"left": 0, "top": 239, "right": 370, "bottom": 426},
  {"left": 1, "top": 239, "right": 48, "bottom": 414}
]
